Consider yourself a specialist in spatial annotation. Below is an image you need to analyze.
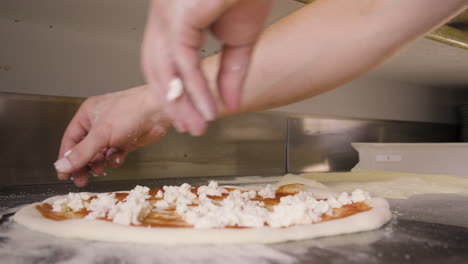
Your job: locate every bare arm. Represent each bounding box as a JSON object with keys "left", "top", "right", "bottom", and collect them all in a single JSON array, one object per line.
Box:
[
  {"left": 204, "top": 0, "right": 468, "bottom": 115},
  {"left": 55, "top": 0, "right": 467, "bottom": 186}
]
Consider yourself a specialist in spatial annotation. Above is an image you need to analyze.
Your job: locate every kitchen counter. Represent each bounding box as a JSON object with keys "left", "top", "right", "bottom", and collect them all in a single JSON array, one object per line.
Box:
[{"left": 1, "top": 176, "right": 467, "bottom": 264}]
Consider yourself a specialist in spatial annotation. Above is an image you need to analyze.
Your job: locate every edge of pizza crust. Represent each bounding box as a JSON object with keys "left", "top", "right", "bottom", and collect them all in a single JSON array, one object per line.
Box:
[{"left": 13, "top": 176, "right": 392, "bottom": 245}]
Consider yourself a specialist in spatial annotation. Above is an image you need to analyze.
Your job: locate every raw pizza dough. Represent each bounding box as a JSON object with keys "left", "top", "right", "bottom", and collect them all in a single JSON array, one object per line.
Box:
[{"left": 13, "top": 175, "right": 392, "bottom": 245}]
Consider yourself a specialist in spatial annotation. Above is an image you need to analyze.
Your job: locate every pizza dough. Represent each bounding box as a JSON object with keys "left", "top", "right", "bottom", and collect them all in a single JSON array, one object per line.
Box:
[
  {"left": 13, "top": 176, "right": 392, "bottom": 245},
  {"left": 293, "top": 171, "right": 468, "bottom": 199}
]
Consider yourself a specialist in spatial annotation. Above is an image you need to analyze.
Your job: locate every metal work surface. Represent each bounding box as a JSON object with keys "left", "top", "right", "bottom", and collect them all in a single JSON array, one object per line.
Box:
[{"left": 1, "top": 177, "right": 468, "bottom": 264}]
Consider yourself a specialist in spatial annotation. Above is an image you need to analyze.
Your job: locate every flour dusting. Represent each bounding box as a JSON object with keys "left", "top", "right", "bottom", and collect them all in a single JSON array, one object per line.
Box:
[{"left": 0, "top": 220, "right": 296, "bottom": 264}]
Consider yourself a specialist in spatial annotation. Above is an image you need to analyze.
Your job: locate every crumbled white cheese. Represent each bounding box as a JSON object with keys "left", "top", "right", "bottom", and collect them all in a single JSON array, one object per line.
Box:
[
  {"left": 267, "top": 192, "right": 325, "bottom": 228},
  {"left": 155, "top": 190, "right": 163, "bottom": 198},
  {"left": 163, "top": 183, "right": 196, "bottom": 204},
  {"left": 49, "top": 181, "right": 372, "bottom": 229},
  {"left": 197, "top": 181, "right": 228, "bottom": 197},
  {"left": 84, "top": 193, "right": 118, "bottom": 220},
  {"left": 183, "top": 190, "right": 268, "bottom": 228},
  {"left": 338, "top": 192, "right": 352, "bottom": 205},
  {"left": 241, "top": 190, "right": 257, "bottom": 200},
  {"left": 312, "top": 200, "right": 331, "bottom": 215},
  {"left": 258, "top": 184, "right": 276, "bottom": 199},
  {"left": 52, "top": 192, "right": 91, "bottom": 212},
  {"left": 51, "top": 197, "right": 68, "bottom": 212},
  {"left": 166, "top": 78, "right": 184, "bottom": 101},
  {"left": 154, "top": 200, "right": 169, "bottom": 209},
  {"left": 326, "top": 195, "right": 342, "bottom": 208},
  {"left": 158, "top": 183, "right": 198, "bottom": 217},
  {"left": 181, "top": 184, "right": 372, "bottom": 228},
  {"left": 108, "top": 186, "right": 151, "bottom": 226},
  {"left": 351, "top": 189, "right": 370, "bottom": 203}
]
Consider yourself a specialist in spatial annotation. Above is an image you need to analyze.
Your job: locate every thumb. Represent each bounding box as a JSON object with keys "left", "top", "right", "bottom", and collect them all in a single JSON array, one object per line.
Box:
[{"left": 54, "top": 130, "right": 107, "bottom": 175}]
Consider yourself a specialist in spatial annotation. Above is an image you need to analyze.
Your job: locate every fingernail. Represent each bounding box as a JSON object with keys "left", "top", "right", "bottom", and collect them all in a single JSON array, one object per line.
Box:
[
  {"left": 106, "top": 147, "right": 118, "bottom": 159},
  {"left": 54, "top": 158, "right": 72, "bottom": 173}
]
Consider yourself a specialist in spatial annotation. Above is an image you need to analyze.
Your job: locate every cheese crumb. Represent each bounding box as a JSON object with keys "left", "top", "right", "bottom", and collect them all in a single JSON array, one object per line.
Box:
[
  {"left": 163, "top": 183, "right": 196, "bottom": 205},
  {"left": 197, "top": 181, "right": 228, "bottom": 197},
  {"left": 326, "top": 195, "right": 342, "bottom": 208},
  {"left": 351, "top": 189, "right": 370, "bottom": 203},
  {"left": 155, "top": 190, "right": 163, "bottom": 198},
  {"left": 166, "top": 78, "right": 184, "bottom": 101},
  {"left": 154, "top": 200, "right": 169, "bottom": 209},
  {"left": 52, "top": 192, "right": 91, "bottom": 212},
  {"left": 338, "top": 192, "right": 352, "bottom": 205},
  {"left": 258, "top": 184, "right": 276, "bottom": 199},
  {"left": 108, "top": 186, "right": 151, "bottom": 226},
  {"left": 85, "top": 193, "right": 118, "bottom": 220}
]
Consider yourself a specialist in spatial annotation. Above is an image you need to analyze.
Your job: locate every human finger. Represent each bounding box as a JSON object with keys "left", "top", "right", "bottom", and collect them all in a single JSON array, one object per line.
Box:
[
  {"left": 57, "top": 109, "right": 90, "bottom": 180},
  {"left": 216, "top": 44, "right": 253, "bottom": 111},
  {"left": 89, "top": 152, "right": 106, "bottom": 176},
  {"left": 171, "top": 95, "right": 208, "bottom": 136},
  {"left": 174, "top": 45, "right": 218, "bottom": 121},
  {"left": 106, "top": 149, "right": 127, "bottom": 168},
  {"left": 54, "top": 128, "right": 108, "bottom": 175},
  {"left": 141, "top": 24, "right": 194, "bottom": 133},
  {"left": 145, "top": 38, "right": 208, "bottom": 136},
  {"left": 72, "top": 168, "right": 89, "bottom": 188}
]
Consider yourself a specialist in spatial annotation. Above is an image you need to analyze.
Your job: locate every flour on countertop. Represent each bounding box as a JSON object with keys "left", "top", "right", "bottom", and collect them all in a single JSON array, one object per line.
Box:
[{"left": 0, "top": 220, "right": 297, "bottom": 264}]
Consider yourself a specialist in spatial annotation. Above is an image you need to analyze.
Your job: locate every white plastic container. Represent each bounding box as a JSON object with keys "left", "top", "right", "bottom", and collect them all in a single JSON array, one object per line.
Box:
[{"left": 351, "top": 143, "right": 468, "bottom": 177}]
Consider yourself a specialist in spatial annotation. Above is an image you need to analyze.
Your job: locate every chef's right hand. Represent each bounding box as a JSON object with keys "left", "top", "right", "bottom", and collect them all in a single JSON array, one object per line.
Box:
[
  {"left": 54, "top": 86, "right": 171, "bottom": 187},
  {"left": 141, "top": 0, "right": 271, "bottom": 136}
]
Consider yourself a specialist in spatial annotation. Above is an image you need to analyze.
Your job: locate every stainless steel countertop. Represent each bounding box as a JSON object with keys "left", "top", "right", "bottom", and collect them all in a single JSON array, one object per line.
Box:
[{"left": 1, "top": 176, "right": 467, "bottom": 264}]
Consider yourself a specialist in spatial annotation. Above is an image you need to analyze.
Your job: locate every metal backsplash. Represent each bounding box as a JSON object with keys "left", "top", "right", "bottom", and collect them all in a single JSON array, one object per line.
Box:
[
  {"left": 0, "top": 93, "right": 287, "bottom": 186},
  {"left": 287, "top": 116, "right": 458, "bottom": 174},
  {"left": 0, "top": 93, "right": 459, "bottom": 186}
]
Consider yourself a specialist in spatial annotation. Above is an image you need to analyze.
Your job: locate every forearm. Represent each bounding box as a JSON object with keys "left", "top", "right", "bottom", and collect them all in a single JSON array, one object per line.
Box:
[{"left": 203, "top": 0, "right": 468, "bottom": 116}]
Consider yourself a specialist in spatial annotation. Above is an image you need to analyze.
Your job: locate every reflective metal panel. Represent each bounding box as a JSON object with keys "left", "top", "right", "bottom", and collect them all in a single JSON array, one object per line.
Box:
[
  {"left": 110, "top": 112, "right": 287, "bottom": 182},
  {"left": 0, "top": 93, "right": 287, "bottom": 186},
  {"left": 287, "top": 116, "right": 459, "bottom": 173},
  {"left": 0, "top": 93, "right": 81, "bottom": 185},
  {"left": 0, "top": 92, "right": 460, "bottom": 186}
]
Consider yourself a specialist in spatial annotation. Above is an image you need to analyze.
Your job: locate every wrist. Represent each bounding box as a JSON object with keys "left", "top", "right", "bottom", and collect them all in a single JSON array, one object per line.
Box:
[{"left": 140, "top": 85, "right": 172, "bottom": 128}]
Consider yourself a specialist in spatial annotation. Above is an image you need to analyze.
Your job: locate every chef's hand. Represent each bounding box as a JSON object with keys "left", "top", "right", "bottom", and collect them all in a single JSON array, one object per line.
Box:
[
  {"left": 141, "top": 0, "right": 271, "bottom": 136},
  {"left": 54, "top": 86, "right": 171, "bottom": 187}
]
